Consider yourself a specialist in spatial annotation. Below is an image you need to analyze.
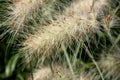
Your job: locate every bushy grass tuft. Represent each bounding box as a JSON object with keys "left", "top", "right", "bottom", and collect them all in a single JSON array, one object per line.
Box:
[{"left": 0, "top": 0, "right": 120, "bottom": 80}]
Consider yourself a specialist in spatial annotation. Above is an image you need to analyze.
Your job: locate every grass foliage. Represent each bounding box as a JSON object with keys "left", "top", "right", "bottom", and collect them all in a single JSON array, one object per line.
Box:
[{"left": 0, "top": 0, "right": 120, "bottom": 80}]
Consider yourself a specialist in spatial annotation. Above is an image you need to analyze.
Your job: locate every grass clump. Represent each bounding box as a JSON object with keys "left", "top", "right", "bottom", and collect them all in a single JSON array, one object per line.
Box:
[{"left": 0, "top": 0, "right": 120, "bottom": 80}]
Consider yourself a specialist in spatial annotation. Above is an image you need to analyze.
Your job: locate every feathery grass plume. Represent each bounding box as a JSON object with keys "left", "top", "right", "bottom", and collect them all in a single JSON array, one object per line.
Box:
[
  {"left": 0, "top": 0, "right": 75, "bottom": 39},
  {"left": 9, "top": 0, "right": 48, "bottom": 31},
  {"left": 73, "top": 1, "right": 120, "bottom": 79},
  {"left": 30, "top": 65, "right": 77, "bottom": 80},
  {"left": 102, "top": 1, "right": 120, "bottom": 52},
  {"left": 32, "top": 67, "right": 98, "bottom": 80},
  {"left": 22, "top": 0, "right": 108, "bottom": 63},
  {"left": 31, "top": 66, "right": 64, "bottom": 80},
  {"left": 7, "top": 0, "right": 75, "bottom": 32},
  {"left": 32, "top": 67, "right": 52, "bottom": 80},
  {"left": 80, "top": 52, "right": 120, "bottom": 80},
  {"left": 1, "top": 0, "right": 47, "bottom": 40},
  {"left": 99, "top": 53, "right": 120, "bottom": 80},
  {"left": 0, "top": 0, "right": 76, "bottom": 76}
]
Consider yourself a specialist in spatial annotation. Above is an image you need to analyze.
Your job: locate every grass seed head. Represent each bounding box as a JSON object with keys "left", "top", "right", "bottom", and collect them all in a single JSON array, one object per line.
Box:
[
  {"left": 9, "top": 0, "right": 48, "bottom": 31},
  {"left": 22, "top": 0, "right": 108, "bottom": 63}
]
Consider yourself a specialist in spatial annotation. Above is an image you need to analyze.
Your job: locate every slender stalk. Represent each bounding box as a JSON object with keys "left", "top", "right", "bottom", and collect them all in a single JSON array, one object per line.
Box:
[{"left": 83, "top": 43, "right": 104, "bottom": 80}]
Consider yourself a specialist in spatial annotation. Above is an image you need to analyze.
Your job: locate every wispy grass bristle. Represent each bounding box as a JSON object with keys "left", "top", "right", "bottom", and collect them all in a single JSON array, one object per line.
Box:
[{"left": 22, "top": 0, "right": 108, "bottom": 63}]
